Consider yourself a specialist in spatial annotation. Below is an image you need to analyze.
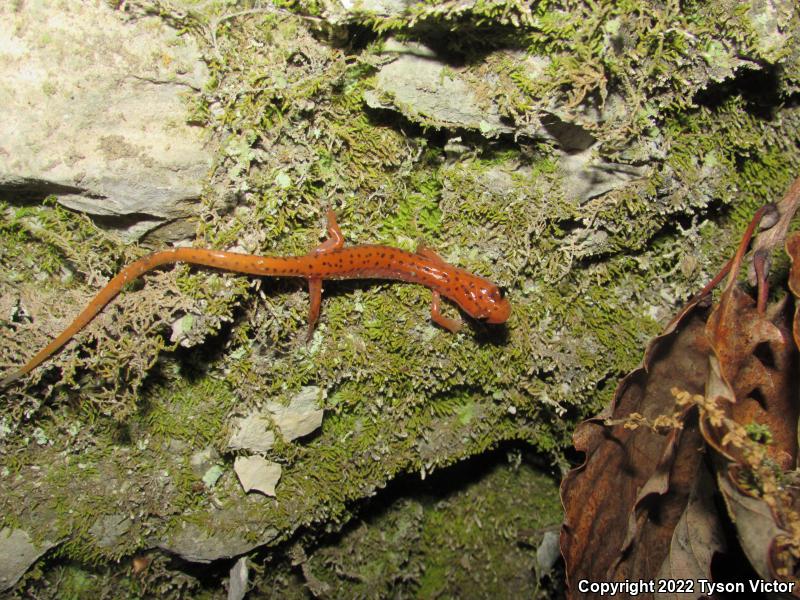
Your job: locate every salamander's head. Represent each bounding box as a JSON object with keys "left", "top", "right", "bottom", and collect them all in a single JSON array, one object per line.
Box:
[
  {"left": 476, "top": 282, "right": 511, "bottom": 324},
  {"left": 451, "top": 272, "right": 511, "bottom": 325}
]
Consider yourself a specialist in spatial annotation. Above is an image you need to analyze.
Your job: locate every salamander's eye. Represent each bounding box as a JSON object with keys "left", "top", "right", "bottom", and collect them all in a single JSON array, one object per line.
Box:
[{"left": 498, "top": 286, "right": 508, "bottom": 299}]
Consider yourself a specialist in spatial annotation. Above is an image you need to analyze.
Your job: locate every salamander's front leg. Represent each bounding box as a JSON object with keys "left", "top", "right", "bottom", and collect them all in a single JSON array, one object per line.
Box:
[
  {"left": 416, "top": 243, "right": 448, "bottom": 265},
  {"left": 307, "top": 277, "right": 323, "bottom": 340},
  {"left": 314, "top": 209, "right": 345, "bottom": 254},
  {"left": 430, "top": 291, "right": 463, "bottom": 333}
]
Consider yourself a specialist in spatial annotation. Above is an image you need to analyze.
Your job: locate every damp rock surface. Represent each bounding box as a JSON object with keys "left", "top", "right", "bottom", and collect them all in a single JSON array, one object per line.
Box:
[{"left": 0, "top": 0, "right": 211, "bottom": 243}]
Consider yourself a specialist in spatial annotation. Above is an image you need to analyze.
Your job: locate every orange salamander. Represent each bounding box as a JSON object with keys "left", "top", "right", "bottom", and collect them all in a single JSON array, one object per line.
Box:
[{"left": 1, "top": 210, "right": 510, "bottom": 387}]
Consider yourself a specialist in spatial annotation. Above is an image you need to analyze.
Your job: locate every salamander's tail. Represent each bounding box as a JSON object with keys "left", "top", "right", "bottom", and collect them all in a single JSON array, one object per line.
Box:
[
  {"left": 0, "top": 247, "right": 285, "bottom": 388},
  {"left": 0, "top": 250, "right": 191, "bottom": 389}
]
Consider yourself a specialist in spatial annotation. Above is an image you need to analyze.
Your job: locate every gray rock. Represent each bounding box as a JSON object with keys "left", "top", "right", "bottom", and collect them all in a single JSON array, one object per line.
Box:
[
  {"left": 234, "top": 455, "right": 282, "bottom": 496},
  {"left": 0, "top": 528, "right": 57, "bottom": 591},
  {"left": 536, "top": 530, "right": 561, "bottom": 574},
  {"left": 338, "top": 0, "right": 411, "bottom": 15},
  {"left": 228, "top": 386, "right": 324, "bottom": 452},
  {"left": 189, "top": 447, "right": 220, "bottom": 474},
  {"left": 88, "top": 514, "right": 132, "bottom": 549},
  {"left": 190, "top": 447, "right": 225, "bottom": 487},
  {"left": 268, "top": 386, "right": 324, "bottom": 442},
  {"left": 364, "top": 47, "right": 513, "bottom": 136},
  {"left": 322, "top": 0, "right": 417, "bottom": 24},
  {"left": 228, "top": 556, "right": 249, "bottom": 600},
  {"left": 363, "top": 40, "right": 660, "bottom": 183},
  {"left": 558, "top": 150, "right": 648, "bottom": 206},
  {"left": 228, "top": 413, "right": 276, "bottom": 453},
  {"left": 160, "top": 519, "right": 279, "bottom": 563},
  {"left": 0, "top": 0, "right": 212, "bottom": 243}
]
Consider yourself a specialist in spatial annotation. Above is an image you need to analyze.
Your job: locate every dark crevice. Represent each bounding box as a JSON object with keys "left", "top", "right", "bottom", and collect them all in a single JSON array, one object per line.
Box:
[
  {"left": 752, "top": 340, "right": 777, "bottom": 370},
  {"left": 747, "top": 387, "right": 768, "bottom": 412},
  {"left": 693, "top": 64, "right": 783, "bottom": 120},
  {"left": 0, "top": 179, "right": 88, "bottom": 203}
]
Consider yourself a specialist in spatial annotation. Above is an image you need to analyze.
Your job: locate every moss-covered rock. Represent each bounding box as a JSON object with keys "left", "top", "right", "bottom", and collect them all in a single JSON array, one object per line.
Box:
[{"left": 1, "top": 0, "right": 798, "bottom": 596}]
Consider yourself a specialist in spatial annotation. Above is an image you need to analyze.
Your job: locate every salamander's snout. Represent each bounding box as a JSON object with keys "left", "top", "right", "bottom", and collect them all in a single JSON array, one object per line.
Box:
[
  {"left": 450, "top": 272, "right": 511, "bottom": 327},
  {"left": 479, "top": 285, "right": 511, "bottom": 324}
]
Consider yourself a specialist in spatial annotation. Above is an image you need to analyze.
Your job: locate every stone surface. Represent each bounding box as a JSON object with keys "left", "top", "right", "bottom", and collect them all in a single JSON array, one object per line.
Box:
[
  {"left": 364, "top": 41, "right": 651, "bottom": 208},
  {"left": 0, "top": 528, "right": 57, "bottom": 591},
  {"left": 0, "top": 0, "right": 212, "bottom": 243},
  {"left": 228, "top": 413, "right": 276, "bottom": 453},
  {"left": 268, "top": 386, "right": 325, "bottom": 443},
  {"left": 536, "top": 530, "right": 561, "bottom": 574},
  {"left": 88, "top": 514, "right": 132, "bottom": 549},
  {"left": 322, "top": 0, "right": 415, "bottom": 24},
  {"left": 362, "top": 39, "right": 654, "bottom": 215},
  {"left": 558, "top": 151, "right": 648, "bottom": 206},
  {"left": 190, "top": 447, "right": 221, "bottom": 477},
  {"left": 228, "top": 556, "right": 249, "bottom": 600},
  {"left": 364, "top": 49, "right": 514, "bottom": 137},
  {"left": 2, "top": 0, "right": 797, "bottom": 591},
  {"left": 160, "top": 518, "right": 279, "bottom": 563},
  {"left": 234, "top": 455, "right": 282, "bottom": 496},
  {"left": 228, "top": 386, "right": 324, "bottom": 452}
]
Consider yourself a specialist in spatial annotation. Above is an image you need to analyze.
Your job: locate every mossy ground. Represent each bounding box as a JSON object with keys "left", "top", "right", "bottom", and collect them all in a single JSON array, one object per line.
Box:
[{"left": 1, "top": 0, "right": 799, "bottom": 597}]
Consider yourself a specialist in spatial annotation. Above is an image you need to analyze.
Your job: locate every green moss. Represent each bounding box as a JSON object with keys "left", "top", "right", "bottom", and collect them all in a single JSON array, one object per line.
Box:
[
  {"left": 51, "top": 565, "right": 98, "bottom": 600},
  {"left": 379, "top": 171, "right": 443, "bottom": 244},
  {"left": 248, "top": 451, "right": 563, "bottom": 598},
  {"left": 143, "top": 376, "right": 236, "bottom": 447},
  {"left": 416, "top": 459, "right": 562, "bottom": 597},
  {"left": 0, "top": 198, "right": 125, "bottom": 283}
]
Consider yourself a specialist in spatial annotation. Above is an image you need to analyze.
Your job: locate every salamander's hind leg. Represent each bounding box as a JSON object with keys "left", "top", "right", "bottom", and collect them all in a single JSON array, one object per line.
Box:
[
  {"left": 314, "top": 209, "right": 345, "bottom": 254},
  {"left": 430, "top": 291, "right": 463, "bottom": 333},
  {"left": 307, "top": 277, "right": 323, "bottom": 340}
]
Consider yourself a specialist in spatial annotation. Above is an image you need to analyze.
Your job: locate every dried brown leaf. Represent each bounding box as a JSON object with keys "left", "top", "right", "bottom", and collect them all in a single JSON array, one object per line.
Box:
[
  {"left": 703, "top": 286, "right": 797, "bottom": 469},
  {"left": 788, "top": 232, "right": 800, "bottom": 351},
  {"left": 695, "top": 204, "right": 800, "bottom": 591},
  {"left": 561, "top": 193, "right": 800, "bottom": 599},
  {"left": 717, "top": 470, "right": 786, "bottom": 581},
  {"left": 560, "top": 303, "right": 712, "bottom": 598},
  {"left": 617, "top": 407, "right": 715, "bottom": 587},
  {"left": 655, "top": 462, "right": 725, "bottom": 600}
]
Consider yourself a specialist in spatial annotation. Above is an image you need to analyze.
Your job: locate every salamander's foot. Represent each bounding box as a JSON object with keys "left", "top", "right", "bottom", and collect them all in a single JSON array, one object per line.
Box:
[
  {"left": 307, "top": 277, "right": 322, "bottom": 340},
  {"left": 314, "top": 209, "right": 345, "bottom": 254},
  {"left": 430, "top": 291, "right": 463, "bottom": 333}
]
